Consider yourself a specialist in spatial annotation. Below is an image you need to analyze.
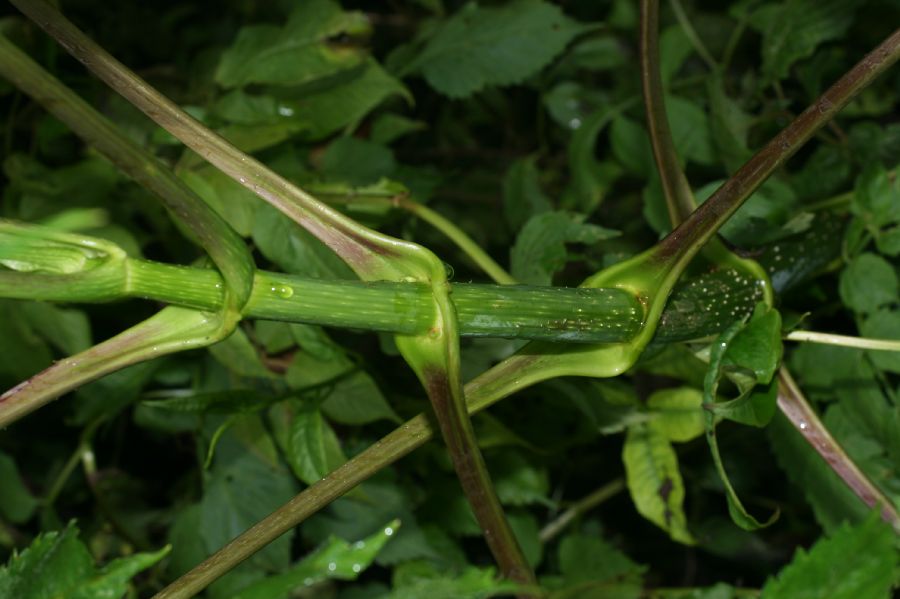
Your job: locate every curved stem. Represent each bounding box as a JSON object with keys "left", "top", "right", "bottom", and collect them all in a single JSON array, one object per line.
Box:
[
  {"left": 777, "top": 368, "right": 900, "bottom": 532},
  {"left": 786, "top": 330, "right": 900, "bottom": 352}
]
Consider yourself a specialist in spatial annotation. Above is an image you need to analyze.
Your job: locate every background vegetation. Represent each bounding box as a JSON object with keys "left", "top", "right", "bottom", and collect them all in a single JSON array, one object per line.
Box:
[{"left": 0, "top": 0, "right": 899, "bottom": 597}]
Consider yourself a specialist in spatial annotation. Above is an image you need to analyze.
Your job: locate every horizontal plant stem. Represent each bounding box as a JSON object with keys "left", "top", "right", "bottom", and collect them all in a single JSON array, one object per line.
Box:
[
  {"left": 786, "top": 330, "right": 900, "bottom": 352},
  {"left": 777, "top": 368, "right": 900, "bottom": 532},
  {"left": 0, "top": 258, "right": 643, "bottom": 343}
]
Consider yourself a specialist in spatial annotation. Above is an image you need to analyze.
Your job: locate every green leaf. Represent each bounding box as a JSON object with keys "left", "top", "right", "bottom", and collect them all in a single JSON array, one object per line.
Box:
[
  {"left": 564, "top": 105, "right": 624, "bottom": 212},
  {"left": 558, "top": 533, "right": 645, "bottom": 588},
  {"left": 215, "top": 0, "right": 371, "bottom": 88},
  {"left": 200, "top": 416, "right": 298, "bottom": 574},
  {"left": 19, "top": 303, "right": 91, "bottom": 356},
  {"left": 491, "top": 451, "right": 550, "bottom": 507},
  {"left": 851, "top": 165, "right": 900, "bottom": 228},
  {"left": 647, "top": 387, "right": 705, "bottom": 443},
  {"left": 622, "top": 423, "right": 694, "bottom": 544},
  {"left": 503, "top": 156, "right": 552, "bottom": 232},
  {"left": 208, "top": 327, "right": 278, "bottom": 379},
  {"left": 749, "top": 0, "right": 857, "bottom": 83},
  {"left": 408, "top": 0, "right": 591, "bottom": 98},
  {"left": 0, "top": 451, "right": 36, "bottom": 524},
  {"left": 859, "top": 309, "right": 900, "bottom": 374},
  {"left": 760, "top": 512, "right": 897, "bottom": 599},
  {"left": 284, "top": 404, "right": 346, "bottom": 485},
  {"left": 230, "top": 520, "right": 399, "bottom": 599},
  {"left": 703, "top": 321, "right": 780, "bottom": 530},
  {"left": 610, "top": 115, "right": 654, "bottom": 177},
  {"left": 293, "top": 59, "right": 410, "bottom": 141},
  {"left": 839, "top": 253, "right": 899, "bottom": 314},
  {"left": 320, "top": 371, "right": 400, "bottom": 425},
  {"left": 386, "top": 563, "right": 521, "bottom": 599},
  {"left": 253, "top": 203, "right": 356, "bottom": 279},
  {"left": 0, "top": 521, "right": 168, "bottom": 599},
  {"left": 320, "top": 137, "right": 396, "bottom": 187},
  {"left": 510, "top": 211, "right": 619, "bottom": 285},
  {"left": 723, "top": 305, "right": 783, "bottom": 385}
]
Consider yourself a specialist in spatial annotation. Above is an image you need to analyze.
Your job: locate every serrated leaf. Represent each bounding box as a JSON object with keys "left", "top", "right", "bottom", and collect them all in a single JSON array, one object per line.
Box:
[
  {"left": 230, "top": 520, "right": 399, "bottom": 599},
  {"left": 558, "top": 533, "right": 645, "bottom": 587},
  {"left": 386, "top": 564, "right": 521, "bottom": 599},
  {"left": 749, "top": 0, "right": 857, "bottom": 83},
  {"left": 622, "top": 423, "right": 694, "bottom": 544},
  {"left": 0, "top": 521, "right": 168, "bottom": 599},
  {"left": 647, "top": 387, "right": 705, "bottom": 443},
  {"left": 409, "top": 0, "right": 592, "bottom": 98},
  {"left": 511, "top": 211, "right": 619, "bottom": 285},
  {"left": 215, "top": 0, "right": 370, "bottom": 88},
  {"left": 761, "top": 512, "right": 897, "bottom": 599}
]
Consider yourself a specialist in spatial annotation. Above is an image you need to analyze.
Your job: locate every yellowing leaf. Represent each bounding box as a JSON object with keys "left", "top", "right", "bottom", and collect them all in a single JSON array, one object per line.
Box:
[{"left": 622, "top": 424, "right": 694, "bottom": 544}]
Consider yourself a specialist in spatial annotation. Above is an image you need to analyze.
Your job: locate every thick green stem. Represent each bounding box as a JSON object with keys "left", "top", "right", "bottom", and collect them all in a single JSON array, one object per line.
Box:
[
  {"left": 0, "top": 255, "right": 642, "bottom": 343},
  {"left": 0, "top": 33, "right": 254, "bottom": 308}
]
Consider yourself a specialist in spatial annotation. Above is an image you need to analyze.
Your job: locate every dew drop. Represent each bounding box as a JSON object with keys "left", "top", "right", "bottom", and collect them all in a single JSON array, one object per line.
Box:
[
  {"left": 351, "top": 563, "right": 362, "bottom": 573},
  {"left": 277, "top": 286, "right": 294, "bottom": 298},
  {"left": 799, "top": 421, "right": 809, "bottom": 430},
  {"left": 328, "top": 562, "right": 337, "bottom": 571},
  {"left": 384, "top": 526, "right": 395, "bottom": 536}
]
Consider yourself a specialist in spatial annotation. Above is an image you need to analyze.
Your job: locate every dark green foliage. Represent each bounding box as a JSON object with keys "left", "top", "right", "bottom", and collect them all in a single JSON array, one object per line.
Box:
[{"left": 1, "top": 0, "right": 899, "bottom": 598}]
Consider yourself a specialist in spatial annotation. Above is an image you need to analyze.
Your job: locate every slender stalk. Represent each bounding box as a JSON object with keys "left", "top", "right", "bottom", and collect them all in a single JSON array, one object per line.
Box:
[
  {"left": 640, "top": 0, "right": 697, "bottom": 226},
  {"left": 397, "top": 197, "right": 517, "bottom": 285},
  {"left": 786, "top": 330, "right": 900, "bottom": 352},
  {"left": 311, "top": 186, "right": 517, "bottom": 285},
  {"left": 777, "top": 368, "right": 900, "bottom": 532},
  {"left": 0, "top": 34, "right": 254, "bottom": 308},
  {"left": 538, "top": 478, "right": 626, "bottom": 543}
]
